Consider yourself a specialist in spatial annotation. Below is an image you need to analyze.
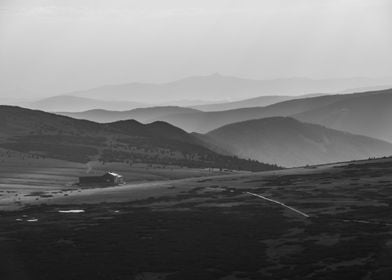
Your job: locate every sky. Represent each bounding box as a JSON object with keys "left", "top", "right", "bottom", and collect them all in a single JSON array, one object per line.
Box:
[{"left": 1, "top": 0, "right": 392, "bottom": 98}]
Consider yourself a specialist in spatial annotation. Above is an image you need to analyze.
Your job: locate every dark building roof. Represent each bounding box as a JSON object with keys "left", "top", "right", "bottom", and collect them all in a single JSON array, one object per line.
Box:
[{"left": 79, "top": 172, "right": 124, "bottom": 185}]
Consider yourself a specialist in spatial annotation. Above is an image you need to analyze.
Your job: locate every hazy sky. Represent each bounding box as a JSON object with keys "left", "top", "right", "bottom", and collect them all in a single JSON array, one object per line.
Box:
[{"left": 1, "top": 0, "right": 392, "bottom": 97}]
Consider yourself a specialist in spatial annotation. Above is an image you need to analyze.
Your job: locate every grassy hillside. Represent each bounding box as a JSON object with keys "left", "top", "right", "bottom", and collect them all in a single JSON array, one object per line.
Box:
[
  {"left": 0, "top": 106, "right": 278, "bottom": 171},
  {"left": 0, "top": 148, "right": 237, "bottom": 195}
]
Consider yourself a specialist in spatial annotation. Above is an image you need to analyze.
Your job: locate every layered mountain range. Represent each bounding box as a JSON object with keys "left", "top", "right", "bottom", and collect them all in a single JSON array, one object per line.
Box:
[
  {"left": 61, "top": 88, "right": 392, "bottom": 141},
  {"left": 20, "top": 74, "right": 392, "bottom": 112},
  {"left": 2, "top": 82, "right": 392, "bottom": 168}
]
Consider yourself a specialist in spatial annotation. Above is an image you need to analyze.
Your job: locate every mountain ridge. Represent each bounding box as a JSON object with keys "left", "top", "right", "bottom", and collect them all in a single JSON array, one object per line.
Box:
[{"left": 59, "top": 88, "right": 392, "bottom": 140}]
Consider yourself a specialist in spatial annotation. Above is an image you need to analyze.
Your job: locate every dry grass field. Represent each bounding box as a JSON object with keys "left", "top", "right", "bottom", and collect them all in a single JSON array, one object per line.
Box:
[
  {"left": 1, "top": 155, "right": 392, "bottom": 279},
  {"left": 0, "top": 148, "right": 234, "bottom": 209}
]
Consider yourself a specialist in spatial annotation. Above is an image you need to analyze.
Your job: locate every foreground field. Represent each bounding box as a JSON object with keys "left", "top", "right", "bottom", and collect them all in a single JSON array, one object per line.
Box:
[
  {"left": 1, "top": 157, "right": 392, "bottom": 279},
  {"left": 0, "top": 149, "right": 233, "bottom": 209}
]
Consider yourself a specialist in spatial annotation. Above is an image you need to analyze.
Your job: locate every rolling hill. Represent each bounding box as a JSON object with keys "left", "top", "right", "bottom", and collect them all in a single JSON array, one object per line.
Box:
[
  {"left": 205, "top": 117, "right": 392, "bottom": 167},
  {"left": 0, "top": 106, "right": 276, "bottom": 171}
]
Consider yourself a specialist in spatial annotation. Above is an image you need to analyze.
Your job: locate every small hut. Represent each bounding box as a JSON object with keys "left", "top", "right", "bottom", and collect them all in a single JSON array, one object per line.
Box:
[{"left": 79, "top": 172, "right": 125, "bottom": 186}]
